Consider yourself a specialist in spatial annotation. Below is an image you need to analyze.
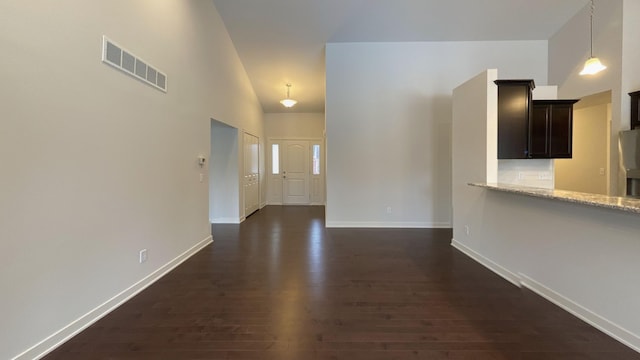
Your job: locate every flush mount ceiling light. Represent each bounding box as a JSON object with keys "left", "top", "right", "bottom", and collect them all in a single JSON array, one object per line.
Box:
[
  {"left": 280, "top": 83, "right": 297, "bottom": 108},
  {"left": 580, "top": 0, "right": 607, "bottom": 76}
]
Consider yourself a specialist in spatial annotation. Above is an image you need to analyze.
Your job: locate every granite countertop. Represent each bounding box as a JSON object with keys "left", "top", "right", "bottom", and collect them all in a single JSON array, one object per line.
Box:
[{"left": 469, "top": 182, "right": 640, "bottom": 214}]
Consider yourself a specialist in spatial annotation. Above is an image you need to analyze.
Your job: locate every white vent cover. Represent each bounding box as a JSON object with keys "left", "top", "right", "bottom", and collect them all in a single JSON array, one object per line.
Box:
[{"left": 102, "top": 36, "right": 167, "bottom": 92}]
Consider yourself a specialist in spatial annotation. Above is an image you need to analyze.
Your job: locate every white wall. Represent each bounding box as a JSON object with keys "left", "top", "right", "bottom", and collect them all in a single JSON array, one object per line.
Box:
[
  {"left": 452, "top": 70, "right": 497, "bottom": 243},
  {"left": 210, "top": 121, "right": 240, "bottom": 223},
  {"left": 264, "top": 112, "right": 325, "bottom": 139},
  {"left": 325, "top": 41, "right": 548, "bottom": 228},
  {"left": 0, "top": 1, "right": 263, "bottom": 359},
  {"left": 452, "top": 70, "right": 640, "bottom": 352}
]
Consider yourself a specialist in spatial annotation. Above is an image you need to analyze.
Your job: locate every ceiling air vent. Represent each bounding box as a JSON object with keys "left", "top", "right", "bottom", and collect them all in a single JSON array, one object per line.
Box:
[{"left": 101, "top": 36, "right": 167, "bottom": 92}]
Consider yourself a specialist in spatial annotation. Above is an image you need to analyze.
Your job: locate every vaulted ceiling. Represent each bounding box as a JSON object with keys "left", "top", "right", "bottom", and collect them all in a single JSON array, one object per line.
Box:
[{"left": 212, "top": 0, "right": 590, "bottom": 113}]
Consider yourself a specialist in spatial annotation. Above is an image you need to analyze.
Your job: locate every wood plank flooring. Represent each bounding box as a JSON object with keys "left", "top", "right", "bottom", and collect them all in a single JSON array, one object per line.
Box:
[{"left": 44, "top": 206, "right": 639, "bottom": 359}]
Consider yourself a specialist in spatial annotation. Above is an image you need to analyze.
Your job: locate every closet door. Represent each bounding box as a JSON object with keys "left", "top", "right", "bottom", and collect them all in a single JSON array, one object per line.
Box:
[{"left": 243, "top": 133, "right": 259, "bottom": 216}]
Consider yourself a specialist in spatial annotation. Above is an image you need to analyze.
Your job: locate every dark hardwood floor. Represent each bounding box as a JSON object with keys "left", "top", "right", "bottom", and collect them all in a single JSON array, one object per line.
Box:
[{"left": 45, "top": 206, "right": 639, "bottom": 359}]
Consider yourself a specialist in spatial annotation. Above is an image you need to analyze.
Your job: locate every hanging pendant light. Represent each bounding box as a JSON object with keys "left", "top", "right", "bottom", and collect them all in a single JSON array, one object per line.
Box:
[
  {"left": 280, "top": 83, "right": 297, "bottom": 108},
  {"left": 580, "top": 0, "right": 606, "bottom": 76}
]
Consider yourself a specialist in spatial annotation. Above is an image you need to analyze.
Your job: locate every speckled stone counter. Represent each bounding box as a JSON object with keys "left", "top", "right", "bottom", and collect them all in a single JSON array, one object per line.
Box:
[{"left": 470, "top": 182, "right": 640, "bottom": 215}]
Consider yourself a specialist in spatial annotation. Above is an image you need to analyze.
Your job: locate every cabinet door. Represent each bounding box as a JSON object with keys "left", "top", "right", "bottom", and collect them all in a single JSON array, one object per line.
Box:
[
  {"left": 531, "top": 100, "right": 577, "bottom": 159},
  {"left": 530, "top": 104, "right": 550, "bottom": 158},
  {"left": 548, "top": 104, "right": 573, "bottom": 158},
  {"left": 496, "top": 82, "right": 533, "bottom": 159},
  {"left": 630, "top": 91, "right": 640, "bottom": 129}
]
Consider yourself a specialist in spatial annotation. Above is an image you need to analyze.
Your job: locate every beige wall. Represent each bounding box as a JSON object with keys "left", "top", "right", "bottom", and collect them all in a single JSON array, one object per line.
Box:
[
  {"left": 264, "top": 112, "right": 325, "bottom": 139},
  {"left": 555, "top": 101, "right": 610, "bottom": 195}
]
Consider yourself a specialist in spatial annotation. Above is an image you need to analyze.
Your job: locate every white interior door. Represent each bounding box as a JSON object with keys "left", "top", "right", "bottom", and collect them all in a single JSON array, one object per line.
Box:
[
  {"left": 243, "top": 133, "right": 259, "bottom": 216},
  {"left": 283, "top": 141, "right": 309, "bottom": 204}
]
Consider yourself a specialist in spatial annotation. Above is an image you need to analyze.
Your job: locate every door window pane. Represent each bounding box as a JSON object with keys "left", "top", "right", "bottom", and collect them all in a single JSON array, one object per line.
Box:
[
  {"left": 272, "top": 144, "right": 280, "bottom": 174},
  {"left": 312, "top": 144, "right": 320, "bottom": 175}
]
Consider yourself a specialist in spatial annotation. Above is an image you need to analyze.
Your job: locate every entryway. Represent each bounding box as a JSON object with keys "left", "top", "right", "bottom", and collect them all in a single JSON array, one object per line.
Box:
[{"left": 267, "top": 139, "right": 324, "bottom": 205}]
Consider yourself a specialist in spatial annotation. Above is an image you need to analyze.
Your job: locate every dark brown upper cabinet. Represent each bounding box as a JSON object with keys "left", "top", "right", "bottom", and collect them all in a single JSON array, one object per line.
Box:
[
  {"left": 495, "top": 79, "right": 535, "bottom": 159},
  {"left": 495, "top": 79, "right": 578, "bottom": 159},
  {"left": 630, "top": 90, "right": 640, "bottom": 129},
  {"left": 530, "top": 100, "right": 579, "bottom": 159}
]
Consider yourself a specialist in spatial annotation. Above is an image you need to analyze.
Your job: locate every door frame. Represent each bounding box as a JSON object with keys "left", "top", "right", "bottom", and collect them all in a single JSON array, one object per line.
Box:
[
  {"left": 242, "top": 131, "right": 260, "bottom": 219},
  {"left": 266, "top": 137, "right": 325, "bottom": 206}
]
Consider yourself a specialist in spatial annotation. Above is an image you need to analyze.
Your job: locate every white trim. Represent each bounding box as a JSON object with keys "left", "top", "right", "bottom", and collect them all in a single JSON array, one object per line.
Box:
[
  {"left": 265, "top": 202, "right": 325, "bottom": 206},
  {"left": 326, "top": 221, "right": 451, "bottom": 228},
  {"left": 210, "top": 217, "right": 242, "bottom": 224},
  {"left": 241, "top": 129, "right": 260, "bottom": 139},
  {"left": 519, "top": 273, "right": 640, "bottom": 353},
  {"left": 16, "top": 235, "right": 213, "bottom": 360},
  {"left": 450, "top": 239, "right": 522, "bottom": 287},
  {"left": 268, "top": 137, "right": 324, "bottom": 142}
]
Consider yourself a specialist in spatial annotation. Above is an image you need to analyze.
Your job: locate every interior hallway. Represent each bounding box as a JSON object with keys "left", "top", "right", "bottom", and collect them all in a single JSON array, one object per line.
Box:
[{"left": 44, "top": 206, "right": 639, "bottom": 359}]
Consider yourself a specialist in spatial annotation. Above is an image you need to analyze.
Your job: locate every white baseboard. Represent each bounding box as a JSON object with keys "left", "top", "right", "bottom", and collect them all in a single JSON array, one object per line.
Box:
[
  {"left": 452, "top": 240, "right": 640, "bottom": 353},
  {"left": 519, "top": 273, "right": 640, "bottom": 353},
  {"left": 210, "top": 217, "right": 242, "bottom": 224},
  {"left": 450, "top": 239, "right": 522, "bottom": 287},
  {"left": 266, "top": 202, "right": 325, "bottom": 206},
  {"left": 18, "top": 235, "right": 213, "bottom": 360},
  {"left": 326, "top": 221, "right": 451, "bottom": 228}
]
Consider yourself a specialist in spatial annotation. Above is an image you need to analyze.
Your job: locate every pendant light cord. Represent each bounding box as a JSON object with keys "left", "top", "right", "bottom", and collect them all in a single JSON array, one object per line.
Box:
[{"left": 590, "top": 0, "right": 594, "bottom": 58}]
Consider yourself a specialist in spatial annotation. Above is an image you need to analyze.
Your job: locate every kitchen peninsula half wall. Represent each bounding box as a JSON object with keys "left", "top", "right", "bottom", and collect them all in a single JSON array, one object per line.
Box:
[{"left": 452, "top": 69, "right": 640, "bottom": 353}]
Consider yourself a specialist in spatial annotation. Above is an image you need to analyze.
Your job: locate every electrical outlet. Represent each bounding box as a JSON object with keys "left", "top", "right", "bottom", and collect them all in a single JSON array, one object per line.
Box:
[
  {"left": 139, "top": 249, "right": 148, "bottom": 264},
  {"left": 599, "top": 168, "right": 605, "bottom": 176},
  {"left": 464, "top": 225, "right": 470, "bottom": 236},
  {"left": 199, "top": 173, "right": 204, "bottom": 182},
  {"left": 386, "top": 206, "right": 392, "bottom": 214}
]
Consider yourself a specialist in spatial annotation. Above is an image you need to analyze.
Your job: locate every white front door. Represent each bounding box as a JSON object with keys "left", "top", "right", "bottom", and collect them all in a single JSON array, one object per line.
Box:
[
  {"left": 267, "top": 139, "right": 324, "bottom": 205},
  {"left": 282, "top": 141, "right": 309, "bottom": 204}
]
